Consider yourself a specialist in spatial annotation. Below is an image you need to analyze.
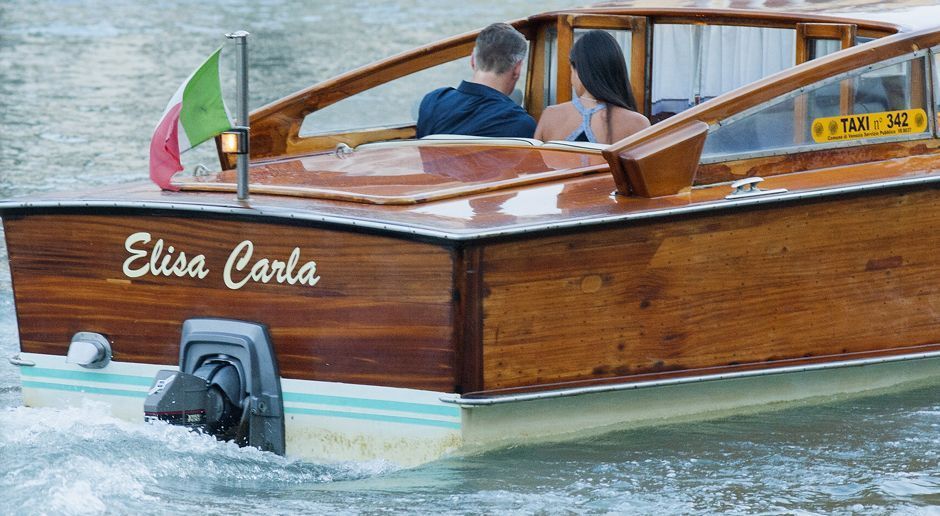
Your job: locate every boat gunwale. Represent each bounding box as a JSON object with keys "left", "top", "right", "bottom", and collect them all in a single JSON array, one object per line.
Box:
[{"left": 4, "top": 171, "right": 940, "bottom": 242}]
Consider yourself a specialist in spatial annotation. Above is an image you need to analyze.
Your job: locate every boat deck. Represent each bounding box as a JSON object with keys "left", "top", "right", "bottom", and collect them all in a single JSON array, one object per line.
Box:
[{"left": 4, "top": 143, "right": 940, "bottom": 241}]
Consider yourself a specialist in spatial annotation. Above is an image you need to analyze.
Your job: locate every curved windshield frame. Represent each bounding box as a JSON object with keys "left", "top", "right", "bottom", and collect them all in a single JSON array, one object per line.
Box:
[{"left": 700, "top": 50, "right": 935, "bottom": 164}]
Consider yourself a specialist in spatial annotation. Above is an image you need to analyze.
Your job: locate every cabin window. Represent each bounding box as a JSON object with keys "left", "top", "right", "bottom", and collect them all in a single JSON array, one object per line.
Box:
[
  {"left": 300, "top": 57, "right": 471, "bottom": 136},
  {"left": 543, "top": 27, "right": 632, "bottom": 108},
  {"left": 544, "top": 27, "right": 557, "bottom": 106},
  {"left": 701, "top": 52, "right": 932, "bottom": 162},
  {"left": 796, "top": 23, "right": 856, "bottom": 64},
  {"left": 934, "top": 48, "right": 940, "bottom": 136},
  {"left": 808, "top": 39, "right": 841, "bottom": 60},
  {"left": 299, "top": 54, "right": 528, "bottom": 136},
  {"left": 650, "top": 25, "right": 796, "bottom": 123}
]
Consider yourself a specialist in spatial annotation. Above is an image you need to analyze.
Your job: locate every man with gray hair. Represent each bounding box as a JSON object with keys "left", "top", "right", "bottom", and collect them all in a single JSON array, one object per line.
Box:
[{"left": 417, "top": 23, "right": 536, "bottom": 138}]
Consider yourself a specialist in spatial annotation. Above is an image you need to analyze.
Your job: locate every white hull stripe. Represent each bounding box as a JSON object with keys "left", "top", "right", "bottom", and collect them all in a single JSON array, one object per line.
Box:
[{"left": 19, "top": 365, "right": 461, "bottom": 429}]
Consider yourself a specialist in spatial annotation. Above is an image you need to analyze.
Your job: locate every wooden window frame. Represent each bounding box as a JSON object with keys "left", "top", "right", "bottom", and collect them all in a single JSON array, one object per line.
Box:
[
  {"left": 796, "top": 23, "right": 857, "bottom": 64},
  {"left": 554, "top": 14, "right": 649, "bottom": 115},
  {"left": 794, "top": 23, "right": 858, "bottom": 140}
]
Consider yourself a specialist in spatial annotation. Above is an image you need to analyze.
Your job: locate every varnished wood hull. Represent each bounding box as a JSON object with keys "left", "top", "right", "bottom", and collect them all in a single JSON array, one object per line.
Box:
[
  {"left": 6, "top": 185, "right": 940, "bottom": 394},
  {"left": 4, "top": 182, "right": 940, "bottom": 463},
  {"left": 5, "top": 214, "right": 459, "bottom": 391},
  {"left": 477, "top": 185, "right": 940, "bottom": 394}
]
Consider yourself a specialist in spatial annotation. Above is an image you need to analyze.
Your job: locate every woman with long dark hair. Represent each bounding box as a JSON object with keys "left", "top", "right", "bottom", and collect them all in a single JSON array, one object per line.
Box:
[{"left": 535, "top": 30, "right": 649, "bottom": 143}]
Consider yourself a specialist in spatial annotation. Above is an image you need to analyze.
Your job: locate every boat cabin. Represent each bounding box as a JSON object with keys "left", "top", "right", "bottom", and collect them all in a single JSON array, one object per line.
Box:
[{"left": 183, "top": 5, "right": 940, "bottom": 207}]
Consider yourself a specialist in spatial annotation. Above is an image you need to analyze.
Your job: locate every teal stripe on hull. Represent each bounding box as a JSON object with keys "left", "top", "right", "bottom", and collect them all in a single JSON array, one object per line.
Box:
[
  {"left": 21, "top": 367, "right": 154, "bottom": 387},
  {"left": 20, "top": 367, "right": 460, "bottom": 427},
  {"left": 21, "top": 380, "right": 147, "bottom": 398},
  {"left": 285, "top": 406, "right": 461, "bottom": 430},
  {"left": 283, "top": 392, "right": 459, "bottom": 418},
  {"left": 21, "top": 382, "right": 460, "bottom": 429}
]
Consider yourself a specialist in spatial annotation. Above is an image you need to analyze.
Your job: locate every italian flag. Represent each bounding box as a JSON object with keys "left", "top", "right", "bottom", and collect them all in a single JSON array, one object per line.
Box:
[{"left": 149, "top": 47, "right": 233, "bottom": 190}]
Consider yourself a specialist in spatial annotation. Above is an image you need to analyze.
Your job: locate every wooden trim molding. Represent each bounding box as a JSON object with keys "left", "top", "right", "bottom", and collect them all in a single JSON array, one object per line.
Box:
[
  {"left": 555, "top": 15, "right": 574, "bottom": 104},
  {"left": 554, "top": 14, "right": 649, "bottom": 113},
  {"left": 454, "top": 245, "right": 484, "bottom": 393},
  {"left": 525, "top": 25, "right": 549, "bottom": 120},
  {"left": 630, "top": 17, "right": 648, "bottom": 114}
]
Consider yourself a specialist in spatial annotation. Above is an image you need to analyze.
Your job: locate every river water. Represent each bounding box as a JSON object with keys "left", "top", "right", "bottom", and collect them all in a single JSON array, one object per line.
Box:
[{"left": 1, "top": 1, "right": 939, "bottom": 514}]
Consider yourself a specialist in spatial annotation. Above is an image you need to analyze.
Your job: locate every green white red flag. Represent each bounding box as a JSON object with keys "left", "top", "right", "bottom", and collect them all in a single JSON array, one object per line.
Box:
[{"left": 150, "top": 47, "right": 232, "bottom": 190}]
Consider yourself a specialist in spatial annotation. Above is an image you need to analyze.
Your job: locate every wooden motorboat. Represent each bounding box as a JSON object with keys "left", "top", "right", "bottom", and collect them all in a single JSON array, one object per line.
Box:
[{"left": 4, "top": 1, "right": 940, "bottom": 465}]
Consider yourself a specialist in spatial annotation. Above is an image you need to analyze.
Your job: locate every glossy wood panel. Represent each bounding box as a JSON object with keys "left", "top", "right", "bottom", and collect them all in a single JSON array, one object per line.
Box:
[
  {"left": 480, "top": 186, "right": 940, "bottom": 390},
  {"left": 9, "top": 143, "right": 940, "bottom": 240},
  {"left": 5, "top": 214, "right": 458, "bottom": 391},
  {"left": 188, "top": 145, "right": 609, "bottom": 205}
]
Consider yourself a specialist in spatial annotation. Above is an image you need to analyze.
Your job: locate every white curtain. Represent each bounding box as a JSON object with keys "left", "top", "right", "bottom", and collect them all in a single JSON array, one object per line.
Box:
[{"left": 652, "top": 25, "right": 796, "bottom": 106}]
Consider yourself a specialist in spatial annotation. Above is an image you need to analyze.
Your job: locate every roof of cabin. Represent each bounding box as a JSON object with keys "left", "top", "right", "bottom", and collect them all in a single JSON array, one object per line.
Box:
[{"left": 573, "top": 0, "right": 940, "bottom": 31}]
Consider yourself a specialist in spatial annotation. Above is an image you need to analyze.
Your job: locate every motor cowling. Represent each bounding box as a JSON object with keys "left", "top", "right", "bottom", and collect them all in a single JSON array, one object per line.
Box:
[
  {"left": 144, "top": 359, "right": 245, "bottom": 439},
  {"left": 143, "top": 318, "right": 285, "bottom": 455}
]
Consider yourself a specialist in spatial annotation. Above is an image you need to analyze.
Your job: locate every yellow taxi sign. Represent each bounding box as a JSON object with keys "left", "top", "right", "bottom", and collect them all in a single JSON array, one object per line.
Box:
[{"left": 811, "top": 108, "right": 928, "bottom": 143}]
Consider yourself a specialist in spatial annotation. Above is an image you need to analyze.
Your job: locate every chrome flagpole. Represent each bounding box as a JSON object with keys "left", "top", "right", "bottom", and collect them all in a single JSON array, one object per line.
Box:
[{"left": 226, "top": 30, "right": 250, "bottom": 201}]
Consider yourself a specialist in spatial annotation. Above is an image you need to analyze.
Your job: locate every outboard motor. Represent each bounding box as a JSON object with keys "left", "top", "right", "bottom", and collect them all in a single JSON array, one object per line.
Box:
[{"left": 144, "top": 318, "right": 285, "bottom": 455}]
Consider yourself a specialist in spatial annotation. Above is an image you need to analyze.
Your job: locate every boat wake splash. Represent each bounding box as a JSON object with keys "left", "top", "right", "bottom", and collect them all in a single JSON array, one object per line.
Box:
[{"left": 0, "top": 401, "right": 398, "bottom": 515}]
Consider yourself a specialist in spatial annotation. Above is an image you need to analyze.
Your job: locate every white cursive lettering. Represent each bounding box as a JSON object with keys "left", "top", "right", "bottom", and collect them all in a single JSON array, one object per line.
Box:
[
  {"left": 122, "top": 232, "right": 152, "bottom": 278},
  {"left": 124, "top": 232, "right": 320, "bottom": 289},
  {"left": 223, "top": 239, "right": 321, "bottom": 290},
  {"left": 122, "top": 232, "right": 209, "bottom": 280}
]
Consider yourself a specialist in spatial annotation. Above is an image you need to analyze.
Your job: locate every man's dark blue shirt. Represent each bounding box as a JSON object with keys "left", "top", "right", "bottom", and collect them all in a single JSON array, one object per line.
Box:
[{"left": 416, "top": 81, "right": 536, "bottom": 138}]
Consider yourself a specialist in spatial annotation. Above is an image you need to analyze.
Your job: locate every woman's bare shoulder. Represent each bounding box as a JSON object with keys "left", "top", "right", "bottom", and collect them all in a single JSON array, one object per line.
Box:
[
  {"left": 609, "top": 106, "right": 651, "bottom": 129},
  {"left": 535, "top": 102, "right": 578, "bottom": 140},
  {"left": 603, "top": 106, "right": 651, "bottom": 141},
  {"left": 540, "top": 103, "right": 573, "bottom": 119}
]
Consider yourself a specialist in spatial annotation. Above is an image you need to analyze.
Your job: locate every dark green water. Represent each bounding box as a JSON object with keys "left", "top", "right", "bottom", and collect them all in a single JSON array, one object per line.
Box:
[{"left": 0, "top": 1, "right": 938, "bottom": 514}]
